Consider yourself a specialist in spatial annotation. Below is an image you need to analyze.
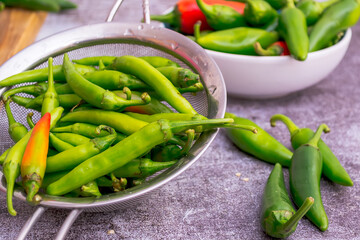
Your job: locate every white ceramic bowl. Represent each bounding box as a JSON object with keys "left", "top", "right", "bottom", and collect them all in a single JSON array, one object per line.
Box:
[{"left": 206, "top": 29, "right": 352, "bottom": 99}]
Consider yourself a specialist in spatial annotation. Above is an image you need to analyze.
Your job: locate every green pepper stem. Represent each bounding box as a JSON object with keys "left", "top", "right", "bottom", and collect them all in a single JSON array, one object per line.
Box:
[
  {"left": 270, "top": 114, "right": 300, "bottom": 138},
  {"left": 307, "top": 124, "right": 330, "bottom": 148},
  {"left": 254, "top": 42, "right": 283, "bottom": 56},
  {"left": 180, "top": 129, "right": 195, "bottom": 155},
  {"left": 47, "top": 57, "right": 55, "bottom": 91},
  {"left": 194, "top": 21, "right": 202, "bottom": 42},
  {"left": 98, "top": 59, "right": 106, "bottom": 70},
  {"left": 123, "top": 87, "right": 132, "bottom": 100},
  {"left": 27, "top": 112, "right": 35, "bottom": 128},
  {"left": 319, "top": 0, "right": 339, "bottom": 10},
  {"left": 280, "top": 197, "right": 314, "bottom": 233},
  {"left": 5, "top": 99, "right": 16, "bottom": 126}
]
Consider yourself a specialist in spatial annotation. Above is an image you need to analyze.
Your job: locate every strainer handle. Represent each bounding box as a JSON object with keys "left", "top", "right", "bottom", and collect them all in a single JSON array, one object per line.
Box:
[
  {"left": 17, "top": 206, "right": 47, "bottom": 240},
  {"left": 55, "top": 209, "right": 83, "bottom": 240}
]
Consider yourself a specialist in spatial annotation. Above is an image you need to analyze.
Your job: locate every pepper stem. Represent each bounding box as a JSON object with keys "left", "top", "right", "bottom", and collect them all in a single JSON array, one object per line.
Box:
[
  {"left": 123, "top": 87, "right": 132, "bottom": 100},
  {"left": 180, "top": 129, "right": 196, "bottom": 156},
  {"left": 98, "top": 59, "right": 106, "bottom": 70},
  {"left": 279, "top": 197, "right": 314, "bottom": 233},
  {"left": 254, "top": 42, "right": 284, "bottom": 56},
  {"left": 307, "top": 124, "right": 330, "bottom": 148},
  {"left": 270, "top": 114, "right": 300, "bottom": 139},
  {"left": 178, "top": 83, "right": 204, "bottom": 93},
  {"left": 194, "top": 21, "right": 202, "bottom": 42},
  {"left": 48, "top": 57, "right": 55, "bottom": 91},
  {"left": 27, "top": 112, "right": 35, "bottom": 128},
  {"left": 5, "top": 99, "right": 16, "bottom": 126}
]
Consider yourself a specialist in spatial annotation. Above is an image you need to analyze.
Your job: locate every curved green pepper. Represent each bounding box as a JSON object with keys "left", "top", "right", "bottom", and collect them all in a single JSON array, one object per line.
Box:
[
  {"left": 309, "top": 0, "right": 360, "bottom": 52},
  {"left": 270, "top": 114, "right": 353, "bottom": 186},
  {"left": 244, "top": 0, "right": 278, "bottom": 27},
  {"left": 261, "top": 163, "right": 314, "bottom": 238},
  {"left": 289, "top": 124, "right": 330, "bottom": 231},
  {"left": 225, "top": 113, "right": 292, "bottom": 166},
  {"left": 194, "top": 22, "right": 278, "bottom": 55},
  {"left": 196, "top": 0, "right": 246, "bottom": 30},
  {"left": 296, "top": 0, "right": 339, "bottom": 26},
  {"left": 278, "top": 0, "right": 309, "bottom": 61},
  {"left": 5, "top": 99, "right": 28, "bottom": 143}
]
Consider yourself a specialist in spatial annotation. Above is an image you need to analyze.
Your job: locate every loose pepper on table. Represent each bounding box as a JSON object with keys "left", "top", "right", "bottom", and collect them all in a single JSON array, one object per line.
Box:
[
  {"left": 289, "top": 124, "right": 330, "bottom": 231},
  {"left": 196, "top": 0, "right": 246, "bottom": 30},
  {"left": 225, "top": 113, "right": 292, "bottom": 167},
  {"left": 194, "top": 21, "right": 278, "bottom": 55},
  {"left": 278, "top": 0, "right": 309, "bottom": 61},
  {"left": 254, "top": 41, "right": 290, "bottom": 56},
  {"left": 3, "top": 107, "right": 63, "bottom": 216},
  {"left": 270, "top": 114, "right": 353, "bottom": 186},
  {"left": 296, "top": 0, "right": 339, "bottom": 26},
  {"left": 41, "top": 57, "right": 60, "bottom": 116},
  {"left": 309, "top": 0, "right": 360, "bottom": 52},
  {"left": 46, "top": 118, "right": 256, "bottom": 195},
  {"left": 244, "top": 0, "right": 278, "bottom": 27},
  {"left": 21, "top": 112, "right": 51, "bottom": 202},
  {"left": 63, "top": 54, "right": 151, "bottom": 111},
  {"left": 261, "top": 163, "right": 314, "bottom": 238}
]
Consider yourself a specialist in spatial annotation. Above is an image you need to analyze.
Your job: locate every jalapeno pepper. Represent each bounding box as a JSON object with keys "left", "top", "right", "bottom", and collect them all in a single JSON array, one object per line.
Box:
[
  {"left": 225, "top": 113, "right": 292, "bottom": 166},
  {"left": 270, "top": 114, "right": 353, "bottom": 186},
  {"left": 244, "top": 0, "right": 278, "bottom": 27},
  {"left": 261, "top": 163, "right": 314, "bottom": 238},
  {"left": 3, "top": 107, "right": 63, "bottom": 216},
  {"left": 46, "top": 118, "right": 255, "bottom": 195},
  {"left": 296, "top": 0, "right": 339, "bottom": 26},
  {"left": 194, "top": 22, "right": 278, "bottom": 55},
  {"left": 289, "top": 124, "right": 330, "bottom": 231},
  {"left": 309, "top": 0, "right": 360, "bottom": 52},
  {"left": 21, "top": 112, "right": 51, "bottom": 202},
  {"left": 196, "top": 0, "right": 246, "bottom": 30},
  {"left": 278, "top": 0, "right": 309, "bottom": 61}
]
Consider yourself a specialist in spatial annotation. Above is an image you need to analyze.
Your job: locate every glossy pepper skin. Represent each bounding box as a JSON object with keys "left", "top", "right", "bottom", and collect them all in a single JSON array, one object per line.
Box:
[
  {"left": 225, "top": 112, "right": 292, "bottom": 167},
  {"left": 41, "top": 57, "right": 60, "bottom": 116},
  {"left": 3, "top": 107, "right": 63, "bottom": 216},
  {"left": 261, "top": 163, "right": 314, "bottom": 238},
  {"left": 196, "top": 0, "right": 246, "bottom": 30},
  {"left": 296, "top": 0, "right": 339, "bottom": 26},
  {"left": 194, "top": 22, "right": 278, "bottom": 55},
  {"left": 46, "top": 118, "right": 255, "bottom": 195},
  {"left": 278, "top": 0, "right": 309, "bottom": 61},
  {"left": 21, "top": 112, "right": 51, "bottom": 202},
  {"left": 309, "top": 0, "right": 360, "bottom": 52},
  {"left": 244, "top": 0, "right": 278, "bottom": 27},
  {"left": 254, "top": 41, "right": 290, "bottom": 56},
  {"left": 270, "top": 114, "right": 353, "bottom": 186},
  {"left": 289, "top": 124, "right": 330, "bottom": 231}
]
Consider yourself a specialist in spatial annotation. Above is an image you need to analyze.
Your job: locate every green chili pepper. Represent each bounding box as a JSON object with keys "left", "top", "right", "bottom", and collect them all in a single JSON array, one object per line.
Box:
[
  {"left": 77, "top": 181, "right": 102, "bottom": 197},
  {"left": 26, "top": 94, "right": 82, "bottom": 110},
  {"left": 60, "top": 109, "right": 148, "bottom": 135},
  {"left": 107, "top": 55, "right": 197, "bottom": 115},
  {"left": 124, "top": 112, "right": 202, "bottom": 123},
  {"left": 261, "top": 163, "right": 314, "bottom": 238},
  {"left": 0, "top": 64, "right": 96, "bottom": 87},
  {"left": 83, "top": 70, "right": 149, "bottom": 90},
  {"left": 2, "top": 82, "right": 62, "bottom": 100},
  {"left": 156, "top": 66, "right": 200, "bottom": 88},
  {"left": 5, "top": 99, "right": 28, "bottom": 143},
  {"left": 46, "top": 125, "right": 116, "bottom": 173},
  {"left": 196, "top": 0, "right": 246, "bottom": 30},
  {"left": 54, "top": 0, "right": 77, "bottom": 10},
  {"left": 194, "top": 22, "right": 278, "bottom": 55},
  {"left": 244, "top": 0, "right": 278, "bottom": 27},
  {"left": 309, "top": 0, "right": 360, "bottom": 52},
  {"left": 1, "top": 0, "right": 60, "bottom": 12},
  {"left": 0, "top": 149, "right": 10, "bottom": 166},
  {"left": 296, "top": 0, "right": 339, "bottom": 26},
  {"left": 289, "top": 124, "right": 330, "bottom": 231},
  {"left": 21, "top": 112, "right": 51, "bottom": 202},
  {"left": 41, "top": 170, "right": 68, "bottom": 188},
  {"left": 46, "top": 118, "right": 255, "bottom": 195},
  {"left": 278, "top": 0, "right": 309, "bottom": 61},
  {"left": 10, "top": 96, "right": 40, "bottom": 112},
  {"left": 95, "top": 176, "right": 113, "bottom": 188},
  {"left": 63, "top": 54, "right": 151, "bottom": 111},
  {"left": 52, "top": 133, "right": 90, "bottom": 146},
  {"left": 225, "top": 113, "right": 292, "bottom": 167},
  {"left": 270, "top": 114, "right": 353, "bottom": 186},
  {"left": 139, "top": 56, "right": 180, "bottom": 68},
  {"left": 3, "top": 107, "right": 63, "bottom": 216},
  {"left": 263, "top": 0, "right": 287, "bottom": 9},
  {"left": 41, "top": 57, "right": 60, "bottom": 116}
]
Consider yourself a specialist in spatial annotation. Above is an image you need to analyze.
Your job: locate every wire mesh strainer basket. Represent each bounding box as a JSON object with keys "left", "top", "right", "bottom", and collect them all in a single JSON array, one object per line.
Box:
[{"left": 0, "top": 1, "right": 226, "bottom": 239}]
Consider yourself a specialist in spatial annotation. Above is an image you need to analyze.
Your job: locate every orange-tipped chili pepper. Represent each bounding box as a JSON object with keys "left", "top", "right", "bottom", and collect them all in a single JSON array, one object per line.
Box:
[{"left": 21, "top": 112, "right": 51, "bottom": 202}]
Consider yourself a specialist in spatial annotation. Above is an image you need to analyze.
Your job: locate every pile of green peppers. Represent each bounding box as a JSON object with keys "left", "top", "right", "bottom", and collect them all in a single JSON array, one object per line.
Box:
[
  {"left": 153, "top": 0, "right": 360, "bottom": 60},
  {"left": 0, "top": 0, "right": 77, "bottom": 12},
  {"left": 225, "top": 113, "right": 353, "bottom": 237}
]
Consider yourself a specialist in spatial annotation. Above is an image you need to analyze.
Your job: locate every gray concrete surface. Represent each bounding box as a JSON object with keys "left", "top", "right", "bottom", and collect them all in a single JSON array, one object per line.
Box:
[{"left": 0, "top": 0, "right": 360, "bottom": 239}]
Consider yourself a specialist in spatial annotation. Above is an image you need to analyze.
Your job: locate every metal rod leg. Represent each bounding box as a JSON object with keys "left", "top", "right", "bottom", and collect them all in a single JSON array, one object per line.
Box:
[
  {"left": 55, "top": 209, "right": 83, "bottom": 240},
  {"left": 17, "top": 206, "right": 47, "bottom": 240}
]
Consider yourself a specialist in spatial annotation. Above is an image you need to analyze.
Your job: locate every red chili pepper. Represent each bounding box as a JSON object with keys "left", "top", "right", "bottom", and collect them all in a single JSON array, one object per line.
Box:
[
  {"left": 150, "top": 0, "right": 245, "bottom": 34},
  {"left": 21, "top": 112, "right": 51, "bottom": 202},
  {"left": 254, "top": 41, "right": 290, "bottom": 56}
]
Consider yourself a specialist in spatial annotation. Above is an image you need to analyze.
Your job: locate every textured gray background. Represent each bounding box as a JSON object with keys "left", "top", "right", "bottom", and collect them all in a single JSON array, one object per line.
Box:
[{"left": 1, "top": 0, "right": 360, "bottom": 239}]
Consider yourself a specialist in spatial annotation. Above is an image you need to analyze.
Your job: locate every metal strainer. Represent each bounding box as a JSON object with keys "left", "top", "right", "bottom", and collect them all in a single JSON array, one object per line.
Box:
[{"left": 0, "top": 0, "right": 226, "bottom": 239}]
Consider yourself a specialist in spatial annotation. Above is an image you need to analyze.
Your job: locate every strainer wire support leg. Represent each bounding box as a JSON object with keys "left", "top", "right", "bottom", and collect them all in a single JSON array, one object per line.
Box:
[
  {"left": 55, "top": 209, "right": 84, "bottom": 240},
  {"left": 17, "top": 206, "right": 47, "bottom": 240},
  {"left": 143, "top": 0, "right": 151, "bottom": 24}
]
